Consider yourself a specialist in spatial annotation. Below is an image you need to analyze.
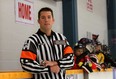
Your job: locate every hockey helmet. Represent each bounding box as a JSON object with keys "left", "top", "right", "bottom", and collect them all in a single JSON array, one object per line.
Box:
[{"left": 78, "top": 38, "right": 92, "bottom": 46}]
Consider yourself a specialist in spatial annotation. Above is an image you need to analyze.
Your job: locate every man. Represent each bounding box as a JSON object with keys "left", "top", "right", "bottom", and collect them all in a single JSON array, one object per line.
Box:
[{"left": 20, "top": 7, "right": 74, "bottom": 79}]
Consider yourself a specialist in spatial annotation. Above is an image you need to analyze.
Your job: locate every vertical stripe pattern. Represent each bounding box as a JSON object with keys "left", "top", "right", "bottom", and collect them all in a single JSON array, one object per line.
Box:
[{"left": 20, "top": 29, "right": 74, "bottom": 79}]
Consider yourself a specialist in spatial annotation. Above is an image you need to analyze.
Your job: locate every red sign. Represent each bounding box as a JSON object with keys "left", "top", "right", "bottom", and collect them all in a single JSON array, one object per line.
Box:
[
  {"left": 18, "top": 2, "right": 31, "bottom": 20},
  {"left": 15, "top": 0, "right": 34, "bottom": 24},
  {"left": 87, "top": 0, "right": 93, "bottom": 12}
]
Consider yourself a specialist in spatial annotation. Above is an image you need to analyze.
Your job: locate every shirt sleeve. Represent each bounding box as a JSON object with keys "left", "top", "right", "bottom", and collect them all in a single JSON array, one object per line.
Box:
[
  {"left": 20, "top": 39, "right": 50, "bottom": 73},
  {"left": 56, "top": 39, "right": 74, "bottom": 70}
]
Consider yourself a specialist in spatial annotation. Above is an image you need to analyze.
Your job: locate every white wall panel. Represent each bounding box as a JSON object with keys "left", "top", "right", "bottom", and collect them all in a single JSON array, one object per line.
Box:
[
  {"left": 77, "top": 0, "right": 108, "bottom": 44},
  {"left": 0, "top": 0, "right": 62, "bottom": 71}
]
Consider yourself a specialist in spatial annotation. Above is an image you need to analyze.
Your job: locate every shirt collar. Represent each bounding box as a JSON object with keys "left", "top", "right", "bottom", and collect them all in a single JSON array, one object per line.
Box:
[{"left": 36, "top": 29, "right": 55, "bottom": 37}]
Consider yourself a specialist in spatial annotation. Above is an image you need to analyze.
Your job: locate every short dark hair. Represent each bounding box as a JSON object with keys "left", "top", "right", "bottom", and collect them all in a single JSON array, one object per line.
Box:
[{"left": 38, "top": 7, "right": 54, "bottom": 19}]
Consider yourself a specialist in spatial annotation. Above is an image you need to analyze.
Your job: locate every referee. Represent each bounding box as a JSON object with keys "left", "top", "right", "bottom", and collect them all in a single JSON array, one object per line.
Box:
[{"left": 20, "top": 7, "right": 74, "bottom": 79}]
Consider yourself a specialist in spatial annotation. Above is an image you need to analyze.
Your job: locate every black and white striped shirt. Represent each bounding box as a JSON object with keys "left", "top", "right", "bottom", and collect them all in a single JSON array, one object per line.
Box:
[{"left": 20, "top": 29, "right": 74, "bottom": 79}]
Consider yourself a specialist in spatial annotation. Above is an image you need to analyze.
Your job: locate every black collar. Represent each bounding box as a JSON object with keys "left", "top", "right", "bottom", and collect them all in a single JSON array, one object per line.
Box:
[{"left": 36, "top": 29, "right": 55, "bottom": 37}]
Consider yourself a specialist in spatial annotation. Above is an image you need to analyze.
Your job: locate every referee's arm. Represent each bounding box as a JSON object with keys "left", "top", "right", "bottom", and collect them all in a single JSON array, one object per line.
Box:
[
  {"left": 20, "top": 40, "right": 50, "bottom": 73},
  {"left": 20, "top": 52, "right": 51, "bottom": 73},
  {"left": 56, "top": 45, "right": 74, "bottom": 70}
]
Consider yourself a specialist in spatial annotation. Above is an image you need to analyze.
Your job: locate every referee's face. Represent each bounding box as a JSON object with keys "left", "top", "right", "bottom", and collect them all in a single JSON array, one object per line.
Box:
[{"left": 38, "top": 11, "right": 54, "bottom": 33}]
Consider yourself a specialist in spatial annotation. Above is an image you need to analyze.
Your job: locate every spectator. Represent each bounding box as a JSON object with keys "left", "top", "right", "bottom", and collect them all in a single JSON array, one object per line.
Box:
[
  {"left": 72, "top": 42, "right": 93, "bottom": 73},
  {"left": 94, "top": 41, "right": 105, "bottom": 68}
]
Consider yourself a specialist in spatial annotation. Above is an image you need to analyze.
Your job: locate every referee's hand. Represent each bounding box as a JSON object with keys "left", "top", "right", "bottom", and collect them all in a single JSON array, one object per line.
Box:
[
  {"left": 42, "top": 61, "right": 58, "bottom": 67},
  {"left": 50, "top": 65, "right": 60, "bottom": 74}
]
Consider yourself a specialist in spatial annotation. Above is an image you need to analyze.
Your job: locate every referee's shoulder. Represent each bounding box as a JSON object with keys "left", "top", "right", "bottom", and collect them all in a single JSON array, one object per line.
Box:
[
  {"left": 27, "top": 33, "right": 38, "bottom": 41},
  {"left": 54, "top": 32, "right": 66, "bottom": 37}
]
